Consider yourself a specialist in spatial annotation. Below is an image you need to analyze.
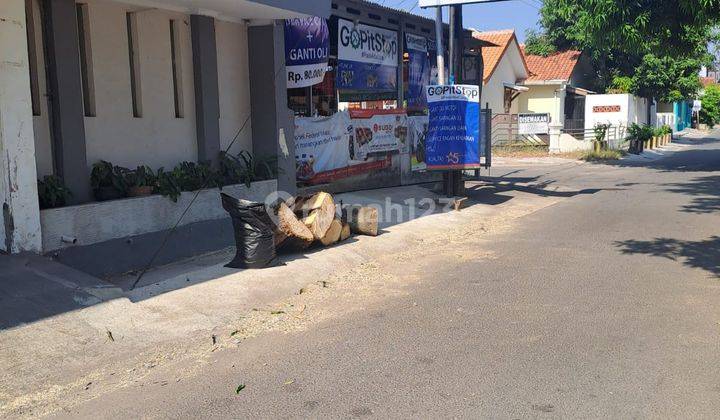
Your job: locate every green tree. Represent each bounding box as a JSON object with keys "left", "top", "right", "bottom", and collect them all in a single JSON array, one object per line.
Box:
[
  {"left": 524, "top": 29, "right": 556, "bottom": 57},
  {"left": 631, "top": 54, "right": 703, "bottom": 103},
  {"left": 536, "top": 0, "right": 719, "bottom": 94},
  {"left": 700, "top": 84, "right": 720, "bottom": 127}
]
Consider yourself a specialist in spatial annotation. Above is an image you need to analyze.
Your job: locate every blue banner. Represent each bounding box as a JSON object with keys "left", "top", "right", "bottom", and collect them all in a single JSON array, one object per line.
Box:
[
  {"left": 336, "top": 18, "right": 398, "bottom": 91},
  {"left": 406, "top": 34, "right": 430, "bottom": 109},
  {"left": 284, "top": 17, "right": 329, "bottom": 88},
  {"left": 336, "top": 61, "right": 397, "bottom": 91},
  {"left": 424, "top": 85, "right": 481, "bottom": 170}
]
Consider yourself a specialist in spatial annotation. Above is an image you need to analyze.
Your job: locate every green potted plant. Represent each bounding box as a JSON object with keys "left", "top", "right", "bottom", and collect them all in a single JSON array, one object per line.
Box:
[
  {"left": 124, "top": 165, "right": 157, "bottom": 197},
  {"left": 593, "top": 123, "right": 610, "bottom": 153},
  {"left": 37, "top": 175, "right": 72, "bottom": 209},
  {"left": 91, "top": 160, "right": 126, "bottom": 201}
]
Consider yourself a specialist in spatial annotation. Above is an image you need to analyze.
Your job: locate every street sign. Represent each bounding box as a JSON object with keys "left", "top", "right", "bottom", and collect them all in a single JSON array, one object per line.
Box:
[
  {"left": 692, "top": 100, "right": 702, "bottom": 112},
  {"left": 420, "top": 0, "right": 505, "bottom": 7}
]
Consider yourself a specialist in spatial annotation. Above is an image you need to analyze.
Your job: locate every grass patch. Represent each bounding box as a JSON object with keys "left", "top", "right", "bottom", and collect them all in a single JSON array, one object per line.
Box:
[
  {"left": 492, "top": 145, "right": 549, "bottom": 158},
  {"left": 580, "top": 149, "right": 626, "bottom": 161}
]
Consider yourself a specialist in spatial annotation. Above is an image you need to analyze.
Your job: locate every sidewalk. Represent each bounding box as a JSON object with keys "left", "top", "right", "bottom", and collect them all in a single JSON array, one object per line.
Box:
[{"left": 0, "top": 178, "right": 575, "bottom": 417}]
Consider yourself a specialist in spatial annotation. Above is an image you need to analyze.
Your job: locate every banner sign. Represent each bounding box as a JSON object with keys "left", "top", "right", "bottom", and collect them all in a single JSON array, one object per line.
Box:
[
  {"left": 336, "top": 19, "right": 398, "bottom": 91},
  {"left": 349, "top": 109, "right": 407, "bottom": 160},
  {"left": 284, "top": 17, "right": 329, "bottom": 89},
  {"left": 294, "top": 110, "right": 405, "bottom": 185},
  {"left": 420, "top": 0, "right": 501, "bottom": 7},
  {"left": 406, "top": 34, "right": 430, "bottom": 109},
  {"left": 408, "top": 115, "right": 429, "bottom": 171},
  {"left": 424, "top": 85, "right": 481, "bottom": 170},
  {"left": 518, "top": 113, "right": 550, "bottom": 135},
  {"left": 295, "top": 113, "right": 350, "bottom": 182}
]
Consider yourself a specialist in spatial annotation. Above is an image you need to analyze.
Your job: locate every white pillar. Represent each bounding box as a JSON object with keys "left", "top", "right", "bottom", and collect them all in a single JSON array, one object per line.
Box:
[
  {"left": 548, "top": 122, "right": 562, "bottom": 155},
  {"left": 0, "top": 0, "right": 42, "bottom": 253}
]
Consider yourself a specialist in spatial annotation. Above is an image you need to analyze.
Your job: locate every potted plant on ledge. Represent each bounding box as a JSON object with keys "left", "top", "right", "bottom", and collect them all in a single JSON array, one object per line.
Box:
[
  {"left": 91, "top": 160, "right": 126, "bottom": 201},
  {"left": 124, "top": 165, "right": 157, "bottom": 197}
]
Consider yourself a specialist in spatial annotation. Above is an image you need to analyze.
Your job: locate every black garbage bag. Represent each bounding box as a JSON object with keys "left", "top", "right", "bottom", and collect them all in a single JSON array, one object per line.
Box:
[{"left": 221, "top": 193, "right": 277, "bottom": 269}]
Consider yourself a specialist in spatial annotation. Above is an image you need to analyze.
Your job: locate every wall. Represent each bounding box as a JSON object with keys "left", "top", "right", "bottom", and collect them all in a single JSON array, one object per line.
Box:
[
  {"left": 517, "top": 84, "right": 564, "bottom": 124},
  {"left": 0, "top": 0, "right": 43, "bottom": 252},
  {"left": 585, "top": 93, "right": 634, "bottom": 130},
  {"left": 40, "top": 179, "right": 276, "bottom": 252},
  {"left": 82, "top": 1, "right": 197, "bottom": 171},
  {"left": 216, "top": 20, "right": 253, "bottom": 155},
  {"left": 483, "top": 41, "right": 526, "bottom": 114}
]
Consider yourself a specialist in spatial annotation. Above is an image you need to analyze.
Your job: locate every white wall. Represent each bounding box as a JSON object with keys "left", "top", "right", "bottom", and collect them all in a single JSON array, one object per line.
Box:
[
  {"left": 484, "top": 41, "right": 527, "bottom": 115},
  {"left": 585, "top": 93, "right": 633, "bottom": 130},
  {"left": 83, "top": 0, "right": 197, "bottom": 171},
  {"left": 0, "top": 0, "right": 42, "bottom": 252},
  {"left": 216, "top": 19, "right": 253, "bottom": 155}
]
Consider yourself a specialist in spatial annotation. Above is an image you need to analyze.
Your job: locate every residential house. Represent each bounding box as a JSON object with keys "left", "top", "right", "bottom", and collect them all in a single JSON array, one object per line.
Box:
[
  {"left": 471, "top": 29, "right": 529, "bottom": 115},
  {"left": 518, "top": 48, "right": 596, "bottom": 130}
]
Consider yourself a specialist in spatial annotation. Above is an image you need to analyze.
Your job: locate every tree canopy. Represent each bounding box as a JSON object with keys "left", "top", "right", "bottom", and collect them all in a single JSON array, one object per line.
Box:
[{"left": 536, "top": 0, "right": 720, "bottom": 100}]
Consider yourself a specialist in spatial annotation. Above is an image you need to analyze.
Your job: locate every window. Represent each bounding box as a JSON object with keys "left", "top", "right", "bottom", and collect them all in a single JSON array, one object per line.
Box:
[
  {"left": 169, "top": 19, "right": 183, "bottom": 118},
  {"left": 126, "top": 12, "right": 142, "bottom": 117},
  {"left": 76, "top": 3, "right": 95, "bottom": 117},
  {"left": 25, "top": 0, "right": 40, "bottom": 116}
]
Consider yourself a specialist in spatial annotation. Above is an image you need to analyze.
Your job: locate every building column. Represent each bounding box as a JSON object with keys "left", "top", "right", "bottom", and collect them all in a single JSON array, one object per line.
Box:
[
  {"left": 190, "top": 15, "right": 221, "bottom": 166},
  {"left": 0, "top": 0, "right": 42, "bottom": 253},
  {"left": 44, "top": 0, "right": 92, "bottom": 203},
  {"left": 248, "top": 21, "right": 296, "bottom": 196}
]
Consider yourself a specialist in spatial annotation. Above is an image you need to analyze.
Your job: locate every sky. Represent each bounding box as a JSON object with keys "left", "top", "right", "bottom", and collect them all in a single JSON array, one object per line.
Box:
[{"left": 384, "top": 0, "right": 543, "bottom": 42}]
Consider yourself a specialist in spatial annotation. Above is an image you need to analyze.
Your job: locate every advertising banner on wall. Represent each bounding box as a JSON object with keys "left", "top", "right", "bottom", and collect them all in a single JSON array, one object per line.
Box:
[
  {"left": 518, "top": 113, "right": 550, "bottom": 135},
  {"left": 336, "top": 18, "right": 398, "bottom": 91},
  {"left": 349, "top": 109, "right": 407, "bottom": 160},
  {"left": 408, "top": 115, "right": 429, "bottom": 171},
  {"left": 405, "top": 34, "right": 430, "bottom": 110},
  {"left": 424, "top": 85, "right": 481, "bottom": 170},
  {"left": 294, "top": 110, "right": 405, "bottom": 185},
  {"left": 294, "top": 113, "right": 350, "bottom": 182},
  {"left": 284, "top": 17, "right": 329, "bottom": 89}
]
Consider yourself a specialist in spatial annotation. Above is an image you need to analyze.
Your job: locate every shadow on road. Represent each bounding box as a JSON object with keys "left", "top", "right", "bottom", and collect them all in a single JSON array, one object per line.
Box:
[
  {"left": 664, "top": 175, "right": 720, "bottom": 214},
  {"left": 593, "top": 136, "right": 720, "bottom": 173},
  {"left": 615, "top": 236, "right": 720, "bottom": 278}
]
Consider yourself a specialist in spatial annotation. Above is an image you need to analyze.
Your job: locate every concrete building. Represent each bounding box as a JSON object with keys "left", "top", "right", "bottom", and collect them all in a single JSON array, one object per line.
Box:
[
  {"left": 518, "top": 49, "right": 596, "bottom": 130},
  {"left": 0, "top": 0, "right": 329, "bottom": 265}
]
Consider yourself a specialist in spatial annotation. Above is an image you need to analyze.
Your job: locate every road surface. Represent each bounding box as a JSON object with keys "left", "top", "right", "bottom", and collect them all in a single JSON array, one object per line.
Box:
[{"left": 58, "top": 133, "right": 720, "bottom": 418}]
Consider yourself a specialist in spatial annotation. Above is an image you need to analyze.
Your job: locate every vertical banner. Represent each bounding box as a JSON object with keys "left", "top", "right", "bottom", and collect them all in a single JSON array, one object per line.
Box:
[
  {"left": 424, "top": 85, "right": 481, "bottom": 170},
  {"left": 405, "top": 34, "right": 430, "bottom": 109},
  {"left": 284, "top": 17, "right": 329, "bottom": 89},
  {"left": 336, "top": 19, "right": 398, "bottom": 91},
  {"left": 408, "top": 115, "right": 429, "bottom": 171}
]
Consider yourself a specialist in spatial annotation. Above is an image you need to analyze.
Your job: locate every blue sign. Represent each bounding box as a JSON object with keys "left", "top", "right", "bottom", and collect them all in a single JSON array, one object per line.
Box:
[
  {"left": 336, "top": 18, "right": 398, "bottom": 91},
  {"left": 284, "top": 17, "right": 329, "bottom": 88},
  {"left": 406, "top": 34, "right": 430, "bottom": 109},
  {"left": 424, "top": 85, "right": 481, "bottom": 169}
]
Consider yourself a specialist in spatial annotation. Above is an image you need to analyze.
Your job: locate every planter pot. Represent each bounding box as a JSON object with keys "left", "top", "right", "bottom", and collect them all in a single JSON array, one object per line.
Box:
[
  {"left": 94, "top": 186, "right": 125, "bottom": 202},
  {"left": 127, "top": 185, "right": 154, "bottom": 197}
]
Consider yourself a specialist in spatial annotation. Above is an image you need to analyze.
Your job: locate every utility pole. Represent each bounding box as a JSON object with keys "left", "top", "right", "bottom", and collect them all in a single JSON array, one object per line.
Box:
[
  {"left": 446, "top": 5, "right": 464, "bottom": 196},
  {"left": 434, "top": 7, "right": 445, "bottom": 84}
]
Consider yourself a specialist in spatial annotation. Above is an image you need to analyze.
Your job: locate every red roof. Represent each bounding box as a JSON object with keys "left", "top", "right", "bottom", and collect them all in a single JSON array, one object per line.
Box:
[
  {"left": 472, "top": 29, "right": 528, "bottom": 83},
  {"left": 701, "top": 76, "right": 717, "bottom": 87},
  {"left": 522, "top": 47, "right": 582, "bottom": 83}
]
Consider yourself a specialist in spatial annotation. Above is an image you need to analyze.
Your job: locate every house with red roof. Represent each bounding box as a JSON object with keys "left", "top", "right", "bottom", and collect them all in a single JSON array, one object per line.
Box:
[
  {"left": 471, "top": 29, "right": 529, "bottom": 115},
  {"left": 518, "top": 47, "right": 596, "bottom": 130}
]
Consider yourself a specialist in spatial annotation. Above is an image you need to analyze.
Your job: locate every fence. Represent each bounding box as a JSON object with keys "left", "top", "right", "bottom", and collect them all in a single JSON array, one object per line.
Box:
[
  {"left": 560, "top": 125, "right": 626, "bottom": 150},
  {"left": 491, "top": 113, "right": 549, "bottom": 147}
]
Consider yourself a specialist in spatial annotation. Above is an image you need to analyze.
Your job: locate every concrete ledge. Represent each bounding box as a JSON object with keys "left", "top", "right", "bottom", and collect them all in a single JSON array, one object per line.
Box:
[{"left": 40, "top": 180, "right": 277, "bottom": 252}]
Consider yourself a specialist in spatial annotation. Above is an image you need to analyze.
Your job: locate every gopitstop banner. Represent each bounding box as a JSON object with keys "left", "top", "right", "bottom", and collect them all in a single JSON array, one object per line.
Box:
[
  {"left": 284, "top": 17, "right": 329, "bottom": 89},
  {"left": 336, "top": 18, "right": 398, "bottom": 91},
  {"left": 424, "top": 85, "right": 481, "bottom": 170},
  {"left": 405, "top": 34, "right": 430, "bottom": 110}
]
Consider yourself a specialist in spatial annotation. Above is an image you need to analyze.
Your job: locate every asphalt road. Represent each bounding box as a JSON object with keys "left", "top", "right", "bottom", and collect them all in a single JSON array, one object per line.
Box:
[{"left": 60, "top": 134, "right": 720, "bottom": 419}]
